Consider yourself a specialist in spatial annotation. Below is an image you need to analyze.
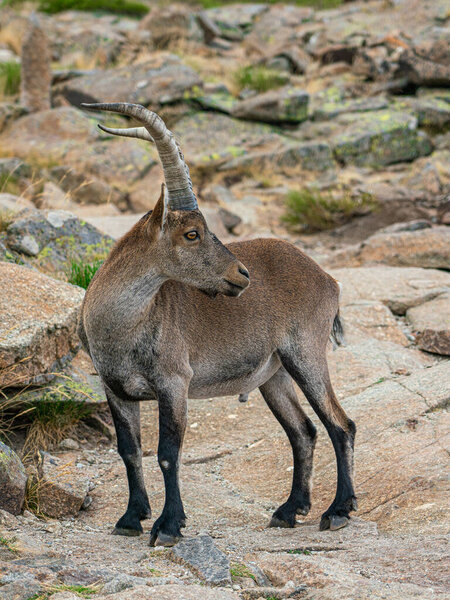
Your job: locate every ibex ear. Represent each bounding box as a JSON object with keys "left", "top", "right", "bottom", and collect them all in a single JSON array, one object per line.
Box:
[{"left": 149, "top": 183, "right": 168, "bottom": 232}]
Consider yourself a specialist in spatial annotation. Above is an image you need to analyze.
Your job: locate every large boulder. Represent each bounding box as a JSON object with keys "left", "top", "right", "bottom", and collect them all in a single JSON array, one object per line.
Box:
[
  {"left": 231, "top": 87, "right": 309, "bottom": 123},
  {"left": 173, "top": 112, "right": 335, "bottom": 175},
  {"left": 332, "top": 224, "right": 450, "bottom": 270},
  {"left": 0, "top": 441, "right": 27, "bottom": 515},
  {"left": 0, "top": 107, "right": 100, "bottom": 159},
  {"left": 54, "top": 55, "right": 202, "bottom": 108},
  {"left": 2, "top": 208, "right": 114, "bottom": 275},
  {"left": 406, "top": 294, "right": 450, "bottom": 355},
  {"left": 331, "top": 111, "right": 433, "bottom": 167},
  {"left": 0, "top": 263, "right": 84, "bottom": 387}
]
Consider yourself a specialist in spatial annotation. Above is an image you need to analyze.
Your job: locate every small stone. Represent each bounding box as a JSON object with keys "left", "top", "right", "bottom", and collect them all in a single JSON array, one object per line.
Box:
[
  {"left": 0, "top": 441, "right": 27, "bottom": 515},
  {"left": 12, "top": 234, "right": 39, "bottom": 256},
  {"left": 170, "top": 534, "right": 231, "bottom": 585},
  {"left": 59, "top": 438, "right": 80, "bottom": 451},
  {"left": 102, "top": 574, "right": 149, "bottom": 595}
]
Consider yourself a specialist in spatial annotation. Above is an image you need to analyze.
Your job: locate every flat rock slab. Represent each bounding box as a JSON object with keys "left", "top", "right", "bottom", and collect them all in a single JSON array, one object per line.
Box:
[
  {"left": 232, "top": 87, "right": 309, "bottom": 123},
  {"left": 95, "top": 584, "right": 240, "bottom": 600},
  {"left": 55, "top": 54, "right": 202, "bottom": 108},
  {"left": 173, "top": 112, "right": 334, "bottom": 174},
  {"left": 331, "top": 110, "right": 433, "bottom": 167},
  {"left": 349, "top": 226, "right": 450, "bottom": 269},
  {"left": 38, "top": 452, "right": 90, "bottom": 518},
  {"left": 407, "top": 293, "right": 450, "bottom": 355},
  {"left": 0, "top": 441, "right": 27, "bottom": 515},
  {"left": 0, "top": 263, "right": 84, "bottom": 387},
  {"left": 170, "top": 534, "right": 231, "bottom": 585},
  {"left": 330, "top": 266, "right": 450, "bottom": 315}
]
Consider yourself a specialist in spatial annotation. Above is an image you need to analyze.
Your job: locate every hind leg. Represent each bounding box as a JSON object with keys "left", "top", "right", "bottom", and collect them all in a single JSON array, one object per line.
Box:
[
  {"left": 279, "top": 351, "right": 357, "bottom": 531},
  {"left": 107, "top": 391, "right": 152, "bottom": 535},
  {"left": 259, "top": 367, "right": 317, "bottom": 528}
]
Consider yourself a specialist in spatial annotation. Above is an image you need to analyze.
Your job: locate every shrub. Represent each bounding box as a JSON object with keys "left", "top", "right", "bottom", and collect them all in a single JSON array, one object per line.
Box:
[
  {"left": 283, "top": 188, "right": 377, "bottom": 232},
  {"left": 0, "top": 61, "right": 21, "bottom": 96},
  {"left": 67, "top": 258, "right": 103, "bottom": 289},
  {"left": 38, "top": 0, "right": 149, "bottom": 16},
  {"left": 233, "top": 65, "right": 288, "bottom": 94}
]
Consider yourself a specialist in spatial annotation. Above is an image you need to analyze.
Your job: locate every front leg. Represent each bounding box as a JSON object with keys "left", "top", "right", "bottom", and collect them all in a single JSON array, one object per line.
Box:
[
  {"left": 107, "top": 391, "right": 152, "bottom": 536},
  {"left": 150, "top": 388, "right": 187, "bottom": 547}
]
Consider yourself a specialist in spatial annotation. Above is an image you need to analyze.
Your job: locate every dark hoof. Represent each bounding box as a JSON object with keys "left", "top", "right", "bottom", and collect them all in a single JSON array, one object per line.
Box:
[
  {"left": 112, "top": 526, "right": 142, "bottom": 536},
  {"left": 269, "top": 516, "right": 295, "bottom": 528},
  {"left": 150, "top": 531, "right": 182, "bottom": 547},
  {"left": 320, "top": 514, "right": 349, "bottom": 531}
]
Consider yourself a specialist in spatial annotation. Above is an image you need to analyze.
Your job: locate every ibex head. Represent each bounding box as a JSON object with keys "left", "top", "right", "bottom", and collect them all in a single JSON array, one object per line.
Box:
[{"left": 82, "top": 102, "right": 250, "bottom": 298}]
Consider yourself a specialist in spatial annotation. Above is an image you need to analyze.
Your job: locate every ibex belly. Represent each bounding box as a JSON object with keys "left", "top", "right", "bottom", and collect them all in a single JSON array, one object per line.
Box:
[{"left": 188, "top": 352, "right": 281, "bottom": 399}]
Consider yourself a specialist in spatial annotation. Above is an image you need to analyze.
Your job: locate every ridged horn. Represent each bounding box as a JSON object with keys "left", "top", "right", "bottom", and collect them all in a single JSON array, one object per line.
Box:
[{"left": 81, "top": 102, "right": 198, "bottom": 211}]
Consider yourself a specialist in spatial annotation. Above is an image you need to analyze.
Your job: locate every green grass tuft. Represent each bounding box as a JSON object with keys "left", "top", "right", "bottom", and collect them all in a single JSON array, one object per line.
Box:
[
  {"left": 23, "top": 392, "right": 94, "bottom": 455},
  {"left": 67, "top": 258, "right": 103, "bottom": 289},
  {"left": 230, "top": 562, "right": 256, "bottom": 581},
  {"left": 282, "top": 188, "right": 377, "bottom": 232},
  {"left": 0, "top": 61, "right": 21, "bottom": 97},
  {"left": 233, "top": 65, "right": 289, "bottom": 94},
  {"left": 37, "top": 0, "right": 148, "bottom": 16}
]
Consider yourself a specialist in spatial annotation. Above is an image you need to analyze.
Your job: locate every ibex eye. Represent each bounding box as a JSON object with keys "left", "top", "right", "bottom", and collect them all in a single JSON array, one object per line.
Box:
[{"left": 185, "top": 231, "right": 199, "bottom": 240}]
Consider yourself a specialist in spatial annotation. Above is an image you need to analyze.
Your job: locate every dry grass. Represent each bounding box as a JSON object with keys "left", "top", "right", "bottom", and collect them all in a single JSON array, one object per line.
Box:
[
  {"left": 21, "top": 386, "right": 94, "bottom": 455},
  {"left": 0, "top": 20, "right": 24, "bottom": 56},
  {"left": 0, "top": 209, "right": 15, "bottom": 232}
]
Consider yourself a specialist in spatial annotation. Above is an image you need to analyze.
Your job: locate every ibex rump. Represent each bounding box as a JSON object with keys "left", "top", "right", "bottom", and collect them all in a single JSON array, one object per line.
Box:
[{"left": 79, "top": 102, "right": 357, "bottom": 546}]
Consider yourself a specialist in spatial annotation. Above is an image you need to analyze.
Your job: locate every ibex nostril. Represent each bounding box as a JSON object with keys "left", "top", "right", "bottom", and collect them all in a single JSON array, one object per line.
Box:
[{"left": 239, "top": 267, "right": 250, "bottom": 279}]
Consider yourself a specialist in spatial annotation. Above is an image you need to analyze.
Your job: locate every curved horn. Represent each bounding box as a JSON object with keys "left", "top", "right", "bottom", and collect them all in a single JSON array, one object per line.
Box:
[
  {"left": 81, "top": 102, "right": 198, "bottom": 211},
  {"left": 98, "top": 124, "right": 155, "bottom": 143}
]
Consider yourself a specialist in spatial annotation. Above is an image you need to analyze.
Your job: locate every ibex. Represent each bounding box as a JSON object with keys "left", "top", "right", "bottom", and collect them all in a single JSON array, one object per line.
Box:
[{"left": 79, "top": 102, "right": 357, "bottom": 547}]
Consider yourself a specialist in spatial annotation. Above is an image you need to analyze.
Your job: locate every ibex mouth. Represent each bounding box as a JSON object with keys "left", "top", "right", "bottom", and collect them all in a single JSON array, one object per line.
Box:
[{"left": 223, "top": 280, "right": 247, "bottom": 297}]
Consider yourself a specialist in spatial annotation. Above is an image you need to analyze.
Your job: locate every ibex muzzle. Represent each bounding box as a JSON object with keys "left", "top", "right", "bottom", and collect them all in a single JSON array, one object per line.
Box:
[{"left": 79, "top": 102, "right": 356, "bottom": 548}]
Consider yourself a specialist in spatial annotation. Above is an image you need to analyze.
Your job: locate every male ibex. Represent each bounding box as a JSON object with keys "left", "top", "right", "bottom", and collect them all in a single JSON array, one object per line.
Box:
[{"left": 79, "top": 102, "right": 357, "bottom": 546}]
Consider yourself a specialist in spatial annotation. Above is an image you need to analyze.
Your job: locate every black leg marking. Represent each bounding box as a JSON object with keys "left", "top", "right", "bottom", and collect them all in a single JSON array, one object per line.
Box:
[
  {"left": 150, "top": 391, "right": 187, "bottom": 547},
  {"left": 279, "top": 352, "right": 357, "bottom": 531},
  {"left": 107, "top": 391, "right": 151, "bottom": 536},
  {"left": 260, "top": 367, "right": 317, "bottom": 528}
]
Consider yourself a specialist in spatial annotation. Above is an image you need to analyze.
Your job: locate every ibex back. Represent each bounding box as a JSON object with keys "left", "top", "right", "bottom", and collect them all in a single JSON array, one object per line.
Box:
[{"left": 79, "top": 102, "right": 357, "bottom": 546}]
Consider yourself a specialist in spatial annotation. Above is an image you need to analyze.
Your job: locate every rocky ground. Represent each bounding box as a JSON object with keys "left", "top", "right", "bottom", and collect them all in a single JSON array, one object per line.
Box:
[{"left": 0, "top": 1, "right": 449, "bottom": 599}]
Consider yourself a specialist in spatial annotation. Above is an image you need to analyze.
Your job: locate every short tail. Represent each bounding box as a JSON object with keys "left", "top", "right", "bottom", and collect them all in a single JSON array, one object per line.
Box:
[{"left": 330, "top": 311, "right": 345, "bottom": 349}]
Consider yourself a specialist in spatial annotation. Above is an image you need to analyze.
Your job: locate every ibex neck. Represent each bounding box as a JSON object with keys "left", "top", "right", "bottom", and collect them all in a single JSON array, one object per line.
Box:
[{"left": 105, "top": 267, "right": 167, "bottom": 330}]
